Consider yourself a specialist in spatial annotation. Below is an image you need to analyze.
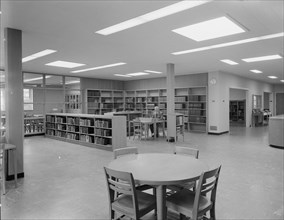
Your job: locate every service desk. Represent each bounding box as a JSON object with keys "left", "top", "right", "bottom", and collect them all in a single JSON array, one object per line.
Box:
[{"left": 269, "top": 115, "right": 284, "bottom": 148}]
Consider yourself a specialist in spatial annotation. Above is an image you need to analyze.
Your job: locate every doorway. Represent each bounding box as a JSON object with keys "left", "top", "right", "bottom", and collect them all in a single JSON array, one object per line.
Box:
[
  {"left": 229, "top": 88, "right": 247, "bottom": 127},
  {"left": 276, "top": 93, "right": 284, "bottom": 115}
]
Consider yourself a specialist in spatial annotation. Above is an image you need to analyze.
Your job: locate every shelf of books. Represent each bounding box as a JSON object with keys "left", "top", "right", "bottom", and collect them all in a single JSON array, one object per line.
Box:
[
  {"left": 187, "top": 87, "right": 207, "bottom": 133},
  {"left": 24, "top": 116, "right": 45, "bottom": 136},
  {"left": 45, "top": 113, "right": 126, "bottom": 151}
]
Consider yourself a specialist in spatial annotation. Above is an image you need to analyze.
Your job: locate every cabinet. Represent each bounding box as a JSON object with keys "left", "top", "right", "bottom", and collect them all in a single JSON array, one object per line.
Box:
[
  {"left": 45, "top": 113, "right": 126, "bottom": 151},
  {"left": 24, "top": 116, "right": 45, "bottom": 136},
  {"left": 230, "top": 100, "right": 245, "bottom": 121}
]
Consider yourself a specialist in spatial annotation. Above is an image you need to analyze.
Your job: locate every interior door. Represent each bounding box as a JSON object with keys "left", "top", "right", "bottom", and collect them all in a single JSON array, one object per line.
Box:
[{"left": 276, "top": 93, "right": 284, "bottom": 115}]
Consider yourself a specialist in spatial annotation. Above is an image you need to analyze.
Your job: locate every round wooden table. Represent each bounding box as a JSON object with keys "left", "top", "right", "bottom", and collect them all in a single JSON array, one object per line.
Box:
[{"left": 107, "top": 153, "right": 208, "bottom": 220}]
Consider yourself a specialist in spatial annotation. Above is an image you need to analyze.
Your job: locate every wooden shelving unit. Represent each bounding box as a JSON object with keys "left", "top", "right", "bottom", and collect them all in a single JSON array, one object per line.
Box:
[
  {"left": 86, "top": 87, "right": 207, "bottom": 133},
  {"left": 45, "top": 113, "right": 126, "bottom": 151},
  {"left": 24, "top": 116, "right": 45, "bottom": 136}
]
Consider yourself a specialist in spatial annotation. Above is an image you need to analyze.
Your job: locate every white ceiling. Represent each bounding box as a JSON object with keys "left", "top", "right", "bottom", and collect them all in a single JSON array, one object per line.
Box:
[{"left": 1, "top": 0, "right": 284, "bottom": 84}]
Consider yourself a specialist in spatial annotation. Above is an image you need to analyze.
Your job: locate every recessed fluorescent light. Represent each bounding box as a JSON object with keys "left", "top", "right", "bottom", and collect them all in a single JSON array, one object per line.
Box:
[
  {"left": 24, "top": 75, "right": 52, "bottom": 82},
  {"left": 242, "top": 55, "right": 282, "bottom": 63},
  {"left": 114, "top": 74, "right": 132, "bottom": 78},
  {"left": 220, "top": 59, "right": 239, "bottom": 65},
  {"left": 250, "top": 70, "right": 263, "bottom": 74},
  {"left": 173, "top": 16, "right": 245, "bottom": 41},
  {"left": 45, "top": 61, "right": 85, "bottom": 68},
  {"left": 127, "top": 72, "right": 149, "bottom": 76},
  {"left": 280, "top": 80, "right": 284, "bottom": 82},
  {"left": 144, "top": 70, "right": 162, "bottom": 74},
  {"left": 96, "top": 0, "right": 212, "bottom": 35},
  {"left": 172, "top": 32, "right": 284, "bottom": 55},
  {"left": 22, "top": 49, "right": 57, "bottom": 63},
  {"left": 268, "top": 76, "right": 278, "bottom": 79},
  {"left": 71, "top": 62, "right": 126, "bottom": 73}
]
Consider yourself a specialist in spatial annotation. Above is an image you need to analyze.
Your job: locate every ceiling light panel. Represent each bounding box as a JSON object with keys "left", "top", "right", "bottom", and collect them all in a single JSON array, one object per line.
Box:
[
  {"left": 268, "top": 76, "right": 278, "bottom": 79},
  {"left": 172, "top": 32, "right": 284, "bottom": 55},
  {"left": 280, "top": 80, "right": 284, "bottom": 82},
  {"left": 220, "top": 59, "right": 239, "bottom": 65},
  {"left": 71, "top": 62, "right": 126, "bottom": 73},
  {"left": 242, "top": 55, "right": 282, "bottom": 63},
  {"left": 96, "top": 0, "right": 212, "bottom": 35},
  {"left": 114, "top": 74, "right": 132, "bottom": 77},
  {"left": 22, "top": 49, "right": 57, "bottom": 63},
  {"left": 127, "top": 72, "right": 149, "bottom": 76},
  {"left": 144, "top": 70, "right": 162, "bottom": 74},
  {"left": 45, "top": 61, "right": 85, "bottom": 68},
  {"left": 250, "top": 70, "right": 263, "bottom": 73},
  {"left": 172, "top": 16, "right": 246, "bottom": 41}
]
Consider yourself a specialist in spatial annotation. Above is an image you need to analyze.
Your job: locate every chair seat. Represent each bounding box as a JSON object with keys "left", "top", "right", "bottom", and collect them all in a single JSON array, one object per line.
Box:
[
  {"left": 112, "top": 190, "right": 156, "bottom": 218},
  {"left": 166, "top": 189, "right": 212, "bottom": 217}
]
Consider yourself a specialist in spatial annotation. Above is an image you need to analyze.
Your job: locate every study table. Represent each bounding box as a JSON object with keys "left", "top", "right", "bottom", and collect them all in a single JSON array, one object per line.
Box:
[
  {"left": 107, "top": 153, "right": 208, "bottom": 219},
  {"left": 129, "top": 118, "right": 165, "bottom": 139}
]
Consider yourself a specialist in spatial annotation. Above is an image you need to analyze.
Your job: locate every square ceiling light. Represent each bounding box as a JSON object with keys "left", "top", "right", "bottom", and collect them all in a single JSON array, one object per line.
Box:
[
  {"left": 250, "top": 70, "right": 263, "bottom": 73},
  {"left": 22, "top": 49, "right": 57, "bottom": 63},
  {"left": 45, "top": 61, "right": 85, "bottom": 68},
  {"left": 172, "top": 16, "right": 246, "bottom": 41},
  {"left": 268, "top": 76, "right": 278, "bottom": 79}
]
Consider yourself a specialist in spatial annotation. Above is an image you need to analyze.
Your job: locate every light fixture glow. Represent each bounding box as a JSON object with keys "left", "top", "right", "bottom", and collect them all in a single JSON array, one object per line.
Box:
[
  {"left": 173, "top": 16, "right": 245, "bottom": 41},
  {"left": 22, "top": 49, "right": 57, "bottom": 63},
  {"left": 65, "top": 80, "right": 80, "bottom": 84},
  {"left": 268, "top": 76, "right": 278, "bottom": 79},
  {"left": 45, "top": 61, "right": 85, "bottom": 68},
  {"left": 144, "top": 70, "right": 162, "bottom": 74},
  {"left": 127, "top": 72, "right": 149, "bottom": 76},
  {"left": 96, "top": 0, "right": 212, "bottom": 35},
  {"left": 242, "top": 55, "right": 282, "bottom": 63},
  {"left": 250, "top": 70, "right": 263, "bottom": 74},
  {"left": 24, "top": 75, "right": 52, "bottom": 83},
  {"left": 280, "top": 80, "right": 284, "bottom": 82},
  {"left": 71, "top": 62, "right": 126, "bottom": 73},
  {"left": 114, "top": 74, "right": 132, "bottom": 78},
  {"left": 172, "top": 32, "right": 284, "bottom": 55},
  {"left": 220, "top": 59, "right": 239, "bottom": 65}
]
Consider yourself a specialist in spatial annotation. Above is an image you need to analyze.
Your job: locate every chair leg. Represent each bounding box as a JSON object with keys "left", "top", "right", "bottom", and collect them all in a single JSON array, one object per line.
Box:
[
  {"left": 13, "top": 149, "right": 17, "bottom": 188},
  {"left": 210, "top": 206, "right": 216, "bottom": 220}
]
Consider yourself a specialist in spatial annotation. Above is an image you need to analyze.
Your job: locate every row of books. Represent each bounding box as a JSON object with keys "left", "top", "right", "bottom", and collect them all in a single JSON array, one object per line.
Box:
[
  {"left": 175, "top": 96, "right": 187, "bottom": 102},
  {"left": 46, "top": 129, "right": 55, "bottom": 136},
  {"left": 79, "top": 118, "right": 93, "bottom": 126},
  {"left": 87, "top": 90, "right": 101, "bottom": 96},
  {"left": 24, "top": 125, "right": 44, "bottom": 134},
  {"left": 94, "top": 137, "right": 111, "bottom": 146},
  {"left": 67, "top": 125, "right": 79, "bottom": 132},
  {"left": 189, "top": 110, "right": 206, "bottom": 116},
  {"left": 188, "top": 103, "right": 206, "bottom": 108},
  {"left": 94, "top": 128, "right": 111, "bottom": 137},
  {"left": 175, "top": 103, "right": 187, "bottom": 109},
  {"left": 79, "top": 127, "right": 94, "bottom": 134},
  {"left": 80, "top": 135, "right": 93, "bottom": 143},
  {"left": 56, "top": 117, "right": 66, "bottom": 123},
  {"left": 67, "top": 117, "right": 80, "bottom": 125},
  {"left": 88, "top": 103, "right": 100, "bottom": 108},
  {"left": 46, "top": 115, "right": 55, "bottom": 123},
  {"left": 46, "top": 123, "right": 55, "bottom": 129},
  {"left": 94, "top": 120, "right": 111, "bottom": 128},
  {"left": 188, "top": 95, "right": 206, "bottom": 102}
]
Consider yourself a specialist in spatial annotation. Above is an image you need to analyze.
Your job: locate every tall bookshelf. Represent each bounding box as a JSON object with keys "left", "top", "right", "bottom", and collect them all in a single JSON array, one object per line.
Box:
[
  {"left": 188, "top": 87, "right": 207, "bottom": 132},
  {"left": 45, "top": 113, "right": 126, "bottom": 151},
  {"left": 230, "top": 100, "right": 245, "bottom": 121}
]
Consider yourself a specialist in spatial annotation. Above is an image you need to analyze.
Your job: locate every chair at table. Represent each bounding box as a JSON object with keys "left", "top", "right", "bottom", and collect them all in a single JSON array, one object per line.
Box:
[
  {"left": 0, "top": 136, "right": 17, "bottom": 195},
  {"left": 132, "top": 119, "right": 145, "bottom": 140},
  {"left": 104, "top": 167, "right": 156, "bottom": 220},
  {"left": 113, "top": 147, "right": 156, "bottom": 193},
  {"left": 166, "top": 165, "right": 222, "bottom": 220},
  {"left": 167, "top": 146, "right": 199, "bottom": 195}
]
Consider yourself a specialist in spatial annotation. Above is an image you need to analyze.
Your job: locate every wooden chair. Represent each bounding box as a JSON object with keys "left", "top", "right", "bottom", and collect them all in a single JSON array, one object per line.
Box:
[
  {"left": 104, "top": 167, "right": 156, "bottom": 220},
  {"left": 132, "top": 120, "right": 145, "bottom": 140},
  {"left": 113, "top": 147, "right": 138, "bottom": 159},
  {"left": 166, "top": 165, "right": 222, "bottom": 220},
  {"left": 0, "top": 136, "right": 17, "bottom": 195},
  {"left": 167, "top": 146, "right": 199, "bottom": 195},
  {"left": 113, "top": 147, "right": 156, "bottom": 193}
]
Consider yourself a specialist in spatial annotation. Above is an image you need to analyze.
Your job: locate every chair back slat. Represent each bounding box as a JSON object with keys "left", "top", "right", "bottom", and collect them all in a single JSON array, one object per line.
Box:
[
  {"left": 174, "top": 146, "right": 199, "bottom": 159},
  {"left": 113, "top": 147, "right": 138, "bottom": 159}
]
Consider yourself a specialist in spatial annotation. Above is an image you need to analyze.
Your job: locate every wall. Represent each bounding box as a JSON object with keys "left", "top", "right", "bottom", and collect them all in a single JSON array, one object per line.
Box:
[
  {"left": 124, "top": 73, "right": 208, "bottom": 90},
  {"left": 230, "top": 88, "right": 246, "bottom": 100},
  {"left": 208, "top": 71, "right": 274, "bottom": 133}
]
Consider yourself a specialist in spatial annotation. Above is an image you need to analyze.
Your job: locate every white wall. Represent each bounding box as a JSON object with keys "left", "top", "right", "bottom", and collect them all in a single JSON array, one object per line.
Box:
[
  {"left": 230, "top": 88, "right": 246, "bottom": 100},
  {"left": 208, "top": 71, "right": 274, "bottom": 133}
]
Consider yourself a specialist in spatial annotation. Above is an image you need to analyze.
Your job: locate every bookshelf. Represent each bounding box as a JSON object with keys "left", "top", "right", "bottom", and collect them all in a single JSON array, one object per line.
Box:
[
  {"left": 230, "top": 100, "right": 245, "bottom": 121},
  {"left": 45, "top": 113, "right": 126, "bottom": 151},
  {"left": 65, "top": 93, "right": 81, "bottom": 113},
  {"left": 24, "top": 116, "right": 45, "bottom": 136},
  {"left": 188, "top": 87, "right": 207, "bottom": 133}
]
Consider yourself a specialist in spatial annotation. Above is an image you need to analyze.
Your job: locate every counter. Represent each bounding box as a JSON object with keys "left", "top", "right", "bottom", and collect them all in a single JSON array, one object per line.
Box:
[{"left": 269, "top": 115, "right": 284, "bottom": 148}]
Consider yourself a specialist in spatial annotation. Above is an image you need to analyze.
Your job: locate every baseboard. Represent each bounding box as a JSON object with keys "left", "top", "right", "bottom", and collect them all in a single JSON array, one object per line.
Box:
[
  {"left": 7, "top": 172, "right": 24, "bottom": 181},
  {"left": 208, "top": 131, "right": 229, "bottom": 135}
]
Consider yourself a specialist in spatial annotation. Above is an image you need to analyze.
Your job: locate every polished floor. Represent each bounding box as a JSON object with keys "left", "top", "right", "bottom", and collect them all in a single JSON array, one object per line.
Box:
[{"left": 1, "top": 126, "right": 284, "bottom": 219}]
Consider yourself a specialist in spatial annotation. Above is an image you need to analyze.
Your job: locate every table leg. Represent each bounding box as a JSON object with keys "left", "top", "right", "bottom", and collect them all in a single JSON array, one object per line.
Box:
[
  {"left": 154, "top": 122, "right": 157, "bottom": 138},
  {"left": 156, "top": 185, "right": 167, "bottom": 220}
]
